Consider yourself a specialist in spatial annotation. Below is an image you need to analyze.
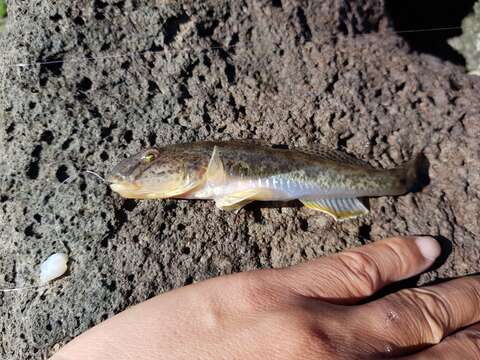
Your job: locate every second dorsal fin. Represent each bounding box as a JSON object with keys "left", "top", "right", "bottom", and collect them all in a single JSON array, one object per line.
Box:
[{"left": 294, "top": 145, "right": 374, "bottom": 168}]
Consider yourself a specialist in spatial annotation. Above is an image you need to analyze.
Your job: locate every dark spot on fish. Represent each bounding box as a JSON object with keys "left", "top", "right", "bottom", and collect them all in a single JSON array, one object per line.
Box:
[
  {"left": 272, "top": 143, "right": 289, "bottom": 150},
  {"left": 233, "top": 162, "right": 250, "bottom": 176}
]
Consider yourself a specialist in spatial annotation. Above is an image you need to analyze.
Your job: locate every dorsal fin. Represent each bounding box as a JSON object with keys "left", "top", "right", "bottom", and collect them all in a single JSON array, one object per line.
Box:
[
  {"left": 294, "top": 145, "right": 374, "bottom": 168},
  {"left": 205, "top": 146, "right": 227, "bottom": 185},
  {"left": 226, "top": 139, "right": 272, "bottom": 148}
]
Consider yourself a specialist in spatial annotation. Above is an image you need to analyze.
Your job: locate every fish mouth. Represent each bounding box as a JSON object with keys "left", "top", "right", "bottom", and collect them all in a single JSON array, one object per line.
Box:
[
  {"left": 108, "top": 178, "right": 143, "bottom": 197},
  {"left": 109, "top": 178, "right": 175, "bottom": 199},
  {"left": 108, "top": 176, "right": 199, "bottom": 200},
  {"left": 106, "top": 174, "right": 119, "bottom": 184},
  {"left": 106, "top": 171, "right": 139, "bottom": 185}
]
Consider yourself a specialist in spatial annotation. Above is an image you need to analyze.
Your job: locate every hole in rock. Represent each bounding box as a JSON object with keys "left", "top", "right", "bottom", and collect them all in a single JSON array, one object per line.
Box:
[{"left": 386, "top": 0, "right": 475, "bottom": 65}]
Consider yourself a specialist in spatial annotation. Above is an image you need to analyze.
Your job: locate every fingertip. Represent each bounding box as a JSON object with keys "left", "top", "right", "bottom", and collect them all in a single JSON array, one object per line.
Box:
[{"left": 414, "top": 236, "right": 441, "bottom": 262}]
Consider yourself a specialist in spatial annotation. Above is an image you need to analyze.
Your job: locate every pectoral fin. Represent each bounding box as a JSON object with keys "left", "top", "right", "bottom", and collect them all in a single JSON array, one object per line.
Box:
[
  {"left": 300, "top": 197, "right": 368, "bottom": 221},
  {"left": 216, "top": 199, "right": 254, "bottom": 211},
  {"left": 215, "top": 188, "right": 271, "bottom": 211}
]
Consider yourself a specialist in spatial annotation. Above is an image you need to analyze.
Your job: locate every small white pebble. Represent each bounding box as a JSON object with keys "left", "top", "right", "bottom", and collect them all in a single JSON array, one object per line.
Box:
[{"left": 39, "top": 253, "right": 69, "bottom": 284}]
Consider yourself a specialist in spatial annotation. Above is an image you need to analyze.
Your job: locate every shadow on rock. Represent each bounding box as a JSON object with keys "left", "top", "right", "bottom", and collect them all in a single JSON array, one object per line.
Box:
[
  {"left": 244, "top": 200, "right": 303, "bottom": 211},
  {"left": 410, "top": 152, "right": 430, "bottom": 193}
]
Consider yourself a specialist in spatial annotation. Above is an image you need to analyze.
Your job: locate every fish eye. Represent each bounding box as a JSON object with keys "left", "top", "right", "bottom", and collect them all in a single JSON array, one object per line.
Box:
[{"left": 142, "top": 150, "right": 158, "bottom": 164}]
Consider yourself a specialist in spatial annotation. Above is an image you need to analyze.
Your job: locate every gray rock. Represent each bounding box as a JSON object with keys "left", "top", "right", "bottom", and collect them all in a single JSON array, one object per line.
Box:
[
  {"left": 0, "top": 0, "right": 479, "bottom": 358},
  {"left": 449, "top": 1, "right": 480, "bottom": 75}
]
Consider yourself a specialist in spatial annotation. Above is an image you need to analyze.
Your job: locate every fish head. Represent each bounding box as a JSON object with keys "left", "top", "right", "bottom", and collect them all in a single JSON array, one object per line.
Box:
[{"left": 107, "top": 147, "right": 203, "bottom": 199}]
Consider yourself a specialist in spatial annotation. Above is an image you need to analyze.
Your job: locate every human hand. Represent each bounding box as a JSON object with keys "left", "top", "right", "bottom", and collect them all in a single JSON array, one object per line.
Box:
[{"left": 53, "top": 236, "right": 480, "bottom": 359}]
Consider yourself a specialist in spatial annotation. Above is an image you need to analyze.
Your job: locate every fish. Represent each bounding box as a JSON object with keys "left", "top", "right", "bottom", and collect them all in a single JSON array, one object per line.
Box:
[{"left": 107, "top": 140, "right": 421, "bottom": 221}]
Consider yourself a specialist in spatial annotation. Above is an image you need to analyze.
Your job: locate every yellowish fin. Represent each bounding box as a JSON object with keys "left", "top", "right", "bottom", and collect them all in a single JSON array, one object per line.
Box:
[
  {"left": 301, "top": 198, "right": 368, "bottom": 221},
  {"left": 206, "top": 145, "right": 227, "bottom": 185}
]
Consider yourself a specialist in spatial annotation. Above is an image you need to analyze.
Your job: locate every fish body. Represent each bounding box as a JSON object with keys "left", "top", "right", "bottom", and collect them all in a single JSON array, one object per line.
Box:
[{"left": 108, "top": 140, "right": 420, "bottom": 220}]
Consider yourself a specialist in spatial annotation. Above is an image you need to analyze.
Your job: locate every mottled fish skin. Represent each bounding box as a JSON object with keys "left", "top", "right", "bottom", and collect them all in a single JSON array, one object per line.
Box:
[
  {"left": 107, "top": 140, "right": 419, "bottom": 218},
  {"left": 107, "top": 142, "right": 214, "bottom": 199},
  {"left": 196, "top": 142, "right": 413, "bottom": 200}
]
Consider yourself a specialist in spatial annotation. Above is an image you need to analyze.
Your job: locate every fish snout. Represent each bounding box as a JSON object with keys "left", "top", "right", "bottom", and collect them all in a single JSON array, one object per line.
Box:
[
  {"left": 106, "top": 173, "right": 124, "bottom": 184},
  {"left": 107, "top": 156, "right": 142, "bottom": 184}
]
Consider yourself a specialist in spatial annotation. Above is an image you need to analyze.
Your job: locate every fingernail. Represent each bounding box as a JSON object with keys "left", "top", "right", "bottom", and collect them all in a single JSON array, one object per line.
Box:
[{"left": 415, "top": 236, "right": 441, "bottom": 261}]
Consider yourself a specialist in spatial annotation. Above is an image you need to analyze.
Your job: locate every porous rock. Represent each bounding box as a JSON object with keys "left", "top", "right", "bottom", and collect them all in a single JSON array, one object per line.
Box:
[
  {"left": 0, "top": 0, "right": 479, "bottom": 358},
  {"left": 449, "top": 1, "right": 480, "bottom": 75}
]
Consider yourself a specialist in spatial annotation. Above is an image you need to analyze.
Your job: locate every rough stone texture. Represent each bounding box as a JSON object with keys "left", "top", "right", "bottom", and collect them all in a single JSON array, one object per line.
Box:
[
  {"left": 1, "top": 0, "right": 479, "bottom": 358},
  {"left": 449, "top": 1, "right": 480, "bottom": 75}
]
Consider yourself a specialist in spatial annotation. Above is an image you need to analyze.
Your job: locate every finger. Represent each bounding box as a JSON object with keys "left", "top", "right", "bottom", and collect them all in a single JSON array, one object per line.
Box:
[
  {"left": 360, "top": 276, "right": 480, "bottom": 356},
  {"left": 401, "top": 323, "right": 480, "bottom": 359},
  {"left": 276, "top": 236, "right": 440, "bottom": 304}
]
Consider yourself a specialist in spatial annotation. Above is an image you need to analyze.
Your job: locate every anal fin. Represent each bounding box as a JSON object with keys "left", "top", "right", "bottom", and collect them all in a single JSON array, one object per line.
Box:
[{"left": 300, "top": 197, "right": 368, "bottom": 221}]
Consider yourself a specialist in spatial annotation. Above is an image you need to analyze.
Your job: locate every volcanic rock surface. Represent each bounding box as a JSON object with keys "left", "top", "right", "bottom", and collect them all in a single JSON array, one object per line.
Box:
[
  {"left": 0, "top": 0, "right": 479, "bottom": 358},
  {"left": 449, "top": 1, "right": 480, "bottom": 74}
]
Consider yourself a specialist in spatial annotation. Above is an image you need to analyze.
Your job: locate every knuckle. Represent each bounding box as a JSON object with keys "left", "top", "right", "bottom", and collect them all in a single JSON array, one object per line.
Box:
[
  {"left": 201, "top": 297, "right": 228, "bottom": 331},
  {"left": 399, "top": 288, "right": 453, "bottom": 343},
  {"left": 234, "top": 270, "right": 285, "bottom": 310},
  {"left": 462, "top": 277, "right": 480, "bottom": 304},
  {"left": 457, "top": 328, "right": 480, "bottom": 353},
  {"left": 285, "top": 318, "right": 334, "bottom": 357},
  {"left": 296, "top": 326, "right": 331, "bottom": 355},
  {"left": 382, "top": 241, "right": 408, "bottom": 271},
  {"left": 251, "top": 305, "right": 335, "bottom": 357},
  {"left": 336, "top": 251, "right": 381, "bottom": 296},
  {"left": 201, "top": 271, "right": 289, "bottom": 330}
]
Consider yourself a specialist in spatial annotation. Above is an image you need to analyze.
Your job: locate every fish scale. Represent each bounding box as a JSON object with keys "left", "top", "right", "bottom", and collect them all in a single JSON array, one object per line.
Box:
[{"left": 108, "top": 140, "right": 421, "bottom": 221}]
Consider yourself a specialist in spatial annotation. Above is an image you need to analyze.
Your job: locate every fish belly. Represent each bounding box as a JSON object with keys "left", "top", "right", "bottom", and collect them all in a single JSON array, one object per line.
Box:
[
  {"left": 190, "top": 175, "right": 321, "bottom": 201},
  {"left": 255, "top": 174, "right": 376, "bottom": 200}
]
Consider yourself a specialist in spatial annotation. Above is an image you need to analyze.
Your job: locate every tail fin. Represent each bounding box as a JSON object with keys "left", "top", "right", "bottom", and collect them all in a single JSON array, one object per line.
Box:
[
  {"left": 386, "top": 153, "right": 425, "bottom": 195},
  {"left": 401, "top": 153, "right": 425, "bottom": 192}
]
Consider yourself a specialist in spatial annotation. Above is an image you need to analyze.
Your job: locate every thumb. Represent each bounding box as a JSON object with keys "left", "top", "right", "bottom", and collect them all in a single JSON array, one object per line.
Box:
[{"left": 277, "top": 236, "right": 440, "bottom": 304}]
